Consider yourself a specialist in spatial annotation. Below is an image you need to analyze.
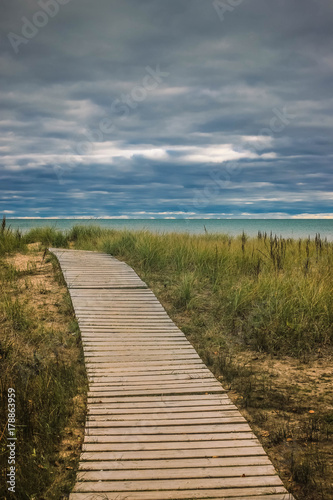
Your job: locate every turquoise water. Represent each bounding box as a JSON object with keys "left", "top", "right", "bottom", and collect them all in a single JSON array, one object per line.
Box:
[{"left": 6, "top": 218, "right": 333, "bottom": 241}]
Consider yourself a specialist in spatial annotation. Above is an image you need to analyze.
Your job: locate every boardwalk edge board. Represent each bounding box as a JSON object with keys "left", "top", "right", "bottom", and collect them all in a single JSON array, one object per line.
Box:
[{"left": 49, "top": 248, "right": 295, "bottom": 500}]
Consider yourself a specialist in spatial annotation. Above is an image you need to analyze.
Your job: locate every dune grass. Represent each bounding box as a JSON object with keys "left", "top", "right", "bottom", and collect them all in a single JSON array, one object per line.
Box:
[
  {"left": 29, "top": 224, "right": 331, "bottom": 358},
  {"left": 20, "top": 223, "right": 333, "bottom": 358},
  {"left": 0, "top": 216, "right": 26, "bottom": 256}
]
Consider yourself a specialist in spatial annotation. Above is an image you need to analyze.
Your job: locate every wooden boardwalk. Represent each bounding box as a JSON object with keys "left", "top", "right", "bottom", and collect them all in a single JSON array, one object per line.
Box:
[{"left": 50, "top": 249, "right": 294, "bottom": 500}]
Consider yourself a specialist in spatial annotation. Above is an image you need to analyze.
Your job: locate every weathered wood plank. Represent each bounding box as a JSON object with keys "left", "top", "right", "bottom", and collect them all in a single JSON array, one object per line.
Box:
[
  {"left": 88, "top": 374, "right": 216, "bottom": 383},
  {"left": 86, "top": 399, "right": 233, "bottom": 409},
  {"left": 78, "top": 456, "right": 271, "bottom": 469},
  {"left": 77, "top": 465, "right": 278, "bottom": 481},
  {"left": 82, "top": 441, "right": 262, "bottom": 452},
  {"left": 87, "top": 388, "right": 225, "bottom": 397},
  {"left": 85, "top": 361, "right": 205, "bottom": 369},
  {"left": 69, "top": 490, "right": 290, "bottom": 500},
  {"left": 82, "top": 434, "right": 258, "bottom": 445},
  {"left": 87, "top": 381, "right": 221, "bottom": 389},
  {"left": 86, "top": 417, "right": 246, "bottom": 427},
  {"left": 86, "top": 368, "right": 211, "bottom": 377},
  {"left": 72, "top": 476, "right": 284, "bottom": 492},
  {"left": 87, "top": 381, "right": 223, "bottom": 390},
  {"left": 87, "top": 406, "right": 237, "bottom": 415},
  {"left": 84, "top": 348, "right": 196, "bottom": 355},
  {"left": 84, "top": 394, "right": 230, "bottom": 403},
  {"left": 84, "top": 352, "right": 201, "bottom": 359},
  {"left": 87, "top": 410, "right": 240, "bottom": 420},
  {"left": 84, "top": 424, "right": 251, "bottom": 435}
]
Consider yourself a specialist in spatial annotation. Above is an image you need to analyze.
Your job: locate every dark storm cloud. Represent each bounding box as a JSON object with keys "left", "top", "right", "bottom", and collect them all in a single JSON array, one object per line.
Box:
[{"left": 1, "top": 0, "right": 333, "bottom": 217}]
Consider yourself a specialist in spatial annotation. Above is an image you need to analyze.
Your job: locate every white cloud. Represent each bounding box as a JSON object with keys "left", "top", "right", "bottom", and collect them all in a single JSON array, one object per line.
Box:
[{"left": 291, "top": 213, "right": 333, "bottom": 219}]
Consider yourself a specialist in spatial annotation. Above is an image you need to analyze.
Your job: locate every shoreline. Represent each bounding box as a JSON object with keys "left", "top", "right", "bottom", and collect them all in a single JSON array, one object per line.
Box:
[{"left": 4, "top": 218, "right": 333, "bottom": 241}]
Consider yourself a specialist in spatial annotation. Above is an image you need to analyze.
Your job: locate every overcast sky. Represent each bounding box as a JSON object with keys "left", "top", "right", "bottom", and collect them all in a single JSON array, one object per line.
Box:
[{"left": 1, "top": 0, "right": 333, "bottom": 218}]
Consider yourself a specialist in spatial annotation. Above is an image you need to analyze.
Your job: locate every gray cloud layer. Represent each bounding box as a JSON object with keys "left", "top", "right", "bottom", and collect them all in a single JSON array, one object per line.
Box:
[{"left": 1, "top": 0, "right": 333, "bottom": 217}]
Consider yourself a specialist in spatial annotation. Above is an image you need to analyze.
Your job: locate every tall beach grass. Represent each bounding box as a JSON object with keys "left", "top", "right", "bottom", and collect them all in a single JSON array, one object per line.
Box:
[{"left": 28, "top": 224, "right": 332, "bottom": 358}]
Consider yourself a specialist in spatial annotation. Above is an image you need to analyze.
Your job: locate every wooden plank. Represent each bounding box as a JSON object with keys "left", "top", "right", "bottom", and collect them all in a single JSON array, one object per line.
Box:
[
  {"left": 85, "top": 400, "right": 233, "bottom": 409},
  {"left": 79, "top": 328, "right": 182, "bottom": 332},
  {"left": 81, "top": 334, "right": 185, "bottom": 338},
  {"left": 87, "top": 406, "right": 237, "bottom": 415},
  {"left": 88, "top": 374, "right": 216, "bottom": 383},
  {"left": 69, "top": 489, "right": 290, "bottom": 500},
  {"left": 87, "top": 381, "right": 223, "bottom": 389},
  {"left": 74, "top": 305, "right": 166, "bottom": 309},
  {"left": 76, "top": 308, "right": 169, "bottom": 312},
  {"left": 77, "top": 465, "right": 277, "bottom": 481},
  {"left": 84, "top": 361, "right": 204, "bottom": 369},
  {"left": 87, "top": 384, "right": 224, "bottom": 393},
  {"left": 80, "top": 312, "right": 170, "bottom": 315},
  {"left": 74, "top": 300, "right": 158, "bottom": 304},
  {"left": 78, "top": 324, "right": 182, "bottom": 328},
  {"left": 84, "top": 352, "right": 201, "bottom": 359},
  {"left": 85, "top": 353, "right": 200, "bottom": 366},
  {"left": 86, "top": 369, "right": 209, "bottom": 376},
  {"left": 72, "top": 476, "right": 284, "bottom": 492},
  {"left": 87, "top": 385, "right": 224, "bottom": 393},
  {"left": 86, "top": 368, "right": 212, "bottom": 377},
  {"left": 87, "top": 376, "right": 210, "bottom": 382},
  {"left": 82, "top": 340, "right": 197, "bottom": 346},
  {"left": 76, "top": 306, "right": 167, "bottom": 309},
  {"left": 84, "top": 348, "right": 196, "bottom": 354},
  {"left": 87, "top": 411, "right": 240, "bottom": 419},
  {"left": 82, "top": 341, "right": 190, "bottom": 345},
  {"left": 79, "top": 323, "right": 176, "bottom": 327},
  {"left": 77, "top": 313, "right": 172, "bottom": 317},
  {"left": 84, "top": 430, "right": 256, "bottom": 446},
  {"left": 86, "top": 367, "right": 206, "bottom": 375},
  {"left": 79, "top": 328, "right": 183, "bottom": 332},
  {"left": 78, "top": 456, "right": 271, "bottom": 470},
  {"left": 84, "top": 394, "right": 232, "bottom": 403},
  {"left": 87, "top": 388, "right": 224, "bottom": 397},
  {"left": 86, "top": 369, "right": 211, "bottom": 377},
  {"left": 82, "top": 441, "right": 262, "bottom": 452},
  {"left": 71, "top": 295, "right": 157, "bottom": 299},
  {"left": 80, "top": 318, "right": 175, "bottom": 322},
  {"left": 72, "top": 286, "right": 148, "bottom": 290},
  {"left": 84, "top": 424, "right": 251, "bottom": 435},
  {"left": 82, "top": 330, "right": 182, "bottom": 334},
  {"left": 87, "top": 378, "right": 218, "bottom": 387},
  {"left": 86, "top": 417, "right": 246, "bottom": 427}
]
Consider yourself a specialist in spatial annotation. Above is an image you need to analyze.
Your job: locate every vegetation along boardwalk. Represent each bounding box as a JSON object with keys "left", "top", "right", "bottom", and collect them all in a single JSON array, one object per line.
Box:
[{"left": 50, "top": 249, "right": 295, "bottom": 500}]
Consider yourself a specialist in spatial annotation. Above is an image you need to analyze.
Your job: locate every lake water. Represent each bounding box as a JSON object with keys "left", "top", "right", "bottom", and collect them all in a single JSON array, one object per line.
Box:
[{"left": 6, "top": 218, "right": 333, "bottom": 241}]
